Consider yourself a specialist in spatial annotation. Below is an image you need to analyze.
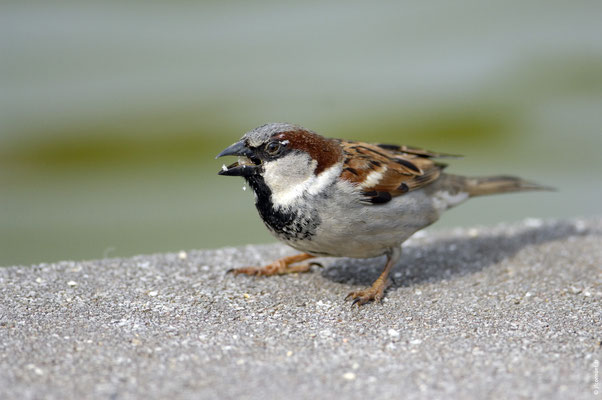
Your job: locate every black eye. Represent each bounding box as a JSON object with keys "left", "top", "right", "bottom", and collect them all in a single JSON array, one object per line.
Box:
[{"left": 265, "top": 141, "right": 282, "bottom": 155}]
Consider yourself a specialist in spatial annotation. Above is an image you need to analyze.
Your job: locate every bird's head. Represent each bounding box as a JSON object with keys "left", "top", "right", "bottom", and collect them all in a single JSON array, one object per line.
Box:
[{"left": 216, "top": 123, "right": 342, "bottom": 194}]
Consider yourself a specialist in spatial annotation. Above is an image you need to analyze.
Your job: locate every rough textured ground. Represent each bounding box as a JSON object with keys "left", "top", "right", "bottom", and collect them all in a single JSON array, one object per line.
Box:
[{"left": 1, "top": 218, "right": 601, "bottom": 400}]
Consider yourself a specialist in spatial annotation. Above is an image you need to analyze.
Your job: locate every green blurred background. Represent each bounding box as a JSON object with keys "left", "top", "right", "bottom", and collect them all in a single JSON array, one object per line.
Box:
[{"left": 1, "top": 1, "right": 601, "bottom": 266}]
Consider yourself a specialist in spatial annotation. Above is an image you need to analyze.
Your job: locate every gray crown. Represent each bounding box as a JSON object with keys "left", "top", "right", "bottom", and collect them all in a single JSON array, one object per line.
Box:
[{"left": 242, "top": 122, "right": 304, "bottom": 147}]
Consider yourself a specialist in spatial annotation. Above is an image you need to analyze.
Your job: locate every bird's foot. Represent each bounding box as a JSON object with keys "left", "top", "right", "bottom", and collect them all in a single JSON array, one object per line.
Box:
[
  {"left": 227, "top": 253, "right": 316, "bottom": 276},
  {"left": 346, "top": 281, "right": 388, "bottom": 306},
  {"left": 227, "top": 262, "right": 311, "bottom": 276}
]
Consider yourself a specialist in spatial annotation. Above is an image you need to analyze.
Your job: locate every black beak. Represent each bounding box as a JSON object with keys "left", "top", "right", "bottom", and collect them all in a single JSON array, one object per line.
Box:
[
  {"left": 216, "top": 140, "right": 259, "bottom": 177},
  {"left": 215, "top": 140, "right": 252, "bottom": 159}
]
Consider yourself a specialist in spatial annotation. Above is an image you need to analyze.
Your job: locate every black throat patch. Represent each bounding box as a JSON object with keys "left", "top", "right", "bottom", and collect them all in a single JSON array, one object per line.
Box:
[{"left": 245, "top": 174, "right": 319, "bottom": 242}]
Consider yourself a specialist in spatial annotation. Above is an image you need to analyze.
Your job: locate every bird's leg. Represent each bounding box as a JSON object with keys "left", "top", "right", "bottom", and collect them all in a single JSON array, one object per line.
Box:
[
  {"left": 227, "top": 253, "right": 316, "bottom": 276},
  {"left": 346, "top": 247, "right": 401, "bottom": 306}
]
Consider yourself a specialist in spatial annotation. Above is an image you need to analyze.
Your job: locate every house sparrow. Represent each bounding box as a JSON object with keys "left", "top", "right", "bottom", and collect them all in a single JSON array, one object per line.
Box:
[{"left": 216, "top": 123, "right": 550, "bottom": 305}]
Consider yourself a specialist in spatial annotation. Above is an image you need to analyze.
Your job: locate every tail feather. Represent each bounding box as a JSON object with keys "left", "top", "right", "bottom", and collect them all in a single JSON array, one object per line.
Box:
[{"left": 462, "top": 175, "right": 554, "bottom": 197}]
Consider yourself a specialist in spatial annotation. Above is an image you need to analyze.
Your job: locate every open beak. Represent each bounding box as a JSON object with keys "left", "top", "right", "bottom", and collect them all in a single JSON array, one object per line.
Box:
[{"left": 216, "top": 140, "right": 260, "bottom": 177}]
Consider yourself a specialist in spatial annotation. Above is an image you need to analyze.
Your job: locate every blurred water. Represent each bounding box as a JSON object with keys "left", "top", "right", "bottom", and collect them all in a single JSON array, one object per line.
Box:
[{"left": 1, "top": 0, "right": 601, "bottom": 265}]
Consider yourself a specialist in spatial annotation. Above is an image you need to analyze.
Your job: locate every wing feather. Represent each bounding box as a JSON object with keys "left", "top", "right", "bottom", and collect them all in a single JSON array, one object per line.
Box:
[{"left": 340, "top": 141, "right": 447, "bottom": 204}]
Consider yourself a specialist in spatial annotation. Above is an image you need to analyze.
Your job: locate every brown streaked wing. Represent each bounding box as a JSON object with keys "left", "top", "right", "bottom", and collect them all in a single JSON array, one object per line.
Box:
[
  {"left": 339, "top": 140, "right": 446, "bottom": 204},
  {"left": 376, "top": 143, "right": 462, "bottom": 158}
]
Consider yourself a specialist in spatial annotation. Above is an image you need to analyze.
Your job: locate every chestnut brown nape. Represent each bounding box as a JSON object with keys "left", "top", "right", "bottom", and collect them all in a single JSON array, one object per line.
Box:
[{"left": 274, "top": 129, "right": 342, "bottom": 174}]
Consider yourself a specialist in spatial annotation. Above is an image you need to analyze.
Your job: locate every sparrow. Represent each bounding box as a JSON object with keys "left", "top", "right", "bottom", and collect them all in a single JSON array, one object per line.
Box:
[{"left": 216, "top": 123, "right": 550, "bottom": 305}]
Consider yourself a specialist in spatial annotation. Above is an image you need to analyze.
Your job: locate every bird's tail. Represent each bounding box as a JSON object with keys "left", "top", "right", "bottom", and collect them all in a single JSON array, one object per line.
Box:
[{"left": 457, "top": 175, "right": 554, "bottom": 197}]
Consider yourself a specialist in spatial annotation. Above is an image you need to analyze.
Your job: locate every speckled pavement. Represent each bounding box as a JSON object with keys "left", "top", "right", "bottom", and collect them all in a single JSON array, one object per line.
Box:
[{"left": 1, "top": 218, "right": 601, "bottom": 400}]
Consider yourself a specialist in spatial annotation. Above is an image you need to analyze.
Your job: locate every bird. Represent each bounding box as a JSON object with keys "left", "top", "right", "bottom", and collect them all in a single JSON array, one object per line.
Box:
[{"left": 216, "top": 122, "right": 551, "bottom": 305}]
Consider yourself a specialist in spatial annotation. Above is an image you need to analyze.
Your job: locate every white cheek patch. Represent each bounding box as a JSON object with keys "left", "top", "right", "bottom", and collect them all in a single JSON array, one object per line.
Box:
[
  {"left": 432, "top": 190, "right": 469, "bottom": 213},
  {"left": 262, "top": 154, "right": 313, "bottom": 204},
  {"left": 266, "top": 161, "right": 341, "bottom": 208}
]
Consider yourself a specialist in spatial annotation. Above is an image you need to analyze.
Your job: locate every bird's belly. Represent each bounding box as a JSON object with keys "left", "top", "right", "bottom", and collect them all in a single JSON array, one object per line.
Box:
[{"left": 284, "top": 190, "right": 440, "bottom": 258}]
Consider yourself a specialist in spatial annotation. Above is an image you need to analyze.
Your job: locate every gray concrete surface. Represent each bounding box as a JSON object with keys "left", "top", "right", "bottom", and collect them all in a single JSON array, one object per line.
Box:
[{"left": 1, "top": 218, "right": 601, "bottom": 400}]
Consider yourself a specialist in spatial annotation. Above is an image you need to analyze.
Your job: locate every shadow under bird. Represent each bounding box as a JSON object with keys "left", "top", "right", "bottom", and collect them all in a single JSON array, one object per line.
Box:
[{"left": 216, "top": 123, "right": 551, "bottom": 305}]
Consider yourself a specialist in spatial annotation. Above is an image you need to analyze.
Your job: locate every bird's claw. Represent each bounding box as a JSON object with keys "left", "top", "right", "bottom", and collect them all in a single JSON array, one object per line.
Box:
[
  {"left": 226, "top": 266, "right": 266, "bottom": 276},
  {"left": 346, "top": 288, "right": 384, "bottom": 307},
  {"left": 351, "top": 298, "right": 362, "bottom": 307}
]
